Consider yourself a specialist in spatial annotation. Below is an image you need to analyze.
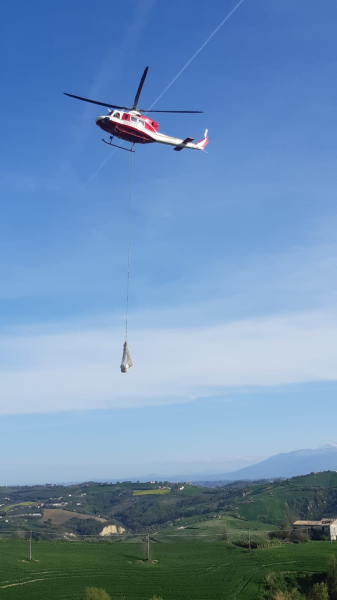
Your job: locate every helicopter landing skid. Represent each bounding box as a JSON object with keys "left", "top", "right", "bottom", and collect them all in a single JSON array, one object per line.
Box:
[{"left": 102, "top": 137, "right": 135, "bottom": 152}]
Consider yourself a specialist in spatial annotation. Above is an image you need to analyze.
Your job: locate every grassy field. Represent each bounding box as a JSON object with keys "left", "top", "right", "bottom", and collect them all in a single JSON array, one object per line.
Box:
[
  {"left": 288, "top": 472, "right": 337, "bottom": 487},
  {"left": 1, "top": 503, "right": 35, "bottom": 514},
  {"left": 236, "top": 485, "right": 320, "bottom": 523},
  {"left": 162, "top": 514, "right": 277, "bottom": 536},
  {"left": 0, "top": 538, "right": 336, "bottom": 599},
  {"left": 232, "top": 476, "right": 337, "bottom": 526},
  {"left": 132, "top": 490, "right": 170, "bottom": 496}
]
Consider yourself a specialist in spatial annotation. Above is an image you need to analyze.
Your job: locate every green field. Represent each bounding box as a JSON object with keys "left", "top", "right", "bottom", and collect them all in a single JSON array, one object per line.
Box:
[
  {"left": 163, "top": 514, "right": 277, "bottom": 536},
  {"left": 288, "top": 472, "right": 337, "bottom": 487},
  {"left": 0, "top": 538, "right": 336, "bottom": 599},
  {"left": 133, "top": 489, "right": 170, "bottom": 496},
  {"left": 1, "top": 502, "right": 35, "bottom": 514},
  {"left": 236, "top": 488, "right": 305, "bottom": 522},
  {"left": 234, "top": 478, "right": 337, "bottom": 525}
]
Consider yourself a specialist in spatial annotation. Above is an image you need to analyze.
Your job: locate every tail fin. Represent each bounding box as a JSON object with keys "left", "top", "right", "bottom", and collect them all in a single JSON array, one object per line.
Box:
[{"left": 196, "top": 129, "right": 209, "bottom": 150}]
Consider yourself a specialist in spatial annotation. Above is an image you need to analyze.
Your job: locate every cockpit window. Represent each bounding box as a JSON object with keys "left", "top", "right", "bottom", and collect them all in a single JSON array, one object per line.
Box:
[{"left": 114, "top": 112, "right": 121, "bottom": 119}]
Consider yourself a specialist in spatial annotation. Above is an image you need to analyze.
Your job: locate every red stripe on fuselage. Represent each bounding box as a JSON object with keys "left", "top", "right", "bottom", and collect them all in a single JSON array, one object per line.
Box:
[{"left": 96, "top": 119, "right": 154, "bottom": 145}]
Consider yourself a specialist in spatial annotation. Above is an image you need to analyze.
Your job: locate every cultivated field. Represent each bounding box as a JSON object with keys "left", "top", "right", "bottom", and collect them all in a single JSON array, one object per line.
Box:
[
  {"left": 0, "top": 538, "right": 336, "bottom": 599},
  {"left": 160, "top": 514, "right": 277, "bottom": 537}
]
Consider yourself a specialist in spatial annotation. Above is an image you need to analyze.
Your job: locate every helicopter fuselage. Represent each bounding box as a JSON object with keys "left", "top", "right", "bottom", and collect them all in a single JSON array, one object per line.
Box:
[
  {"left": 95, "top": 110, "right": 208, "bottom": 151},
  {"left": 96, "top": 110, "right": 157, "bottom": 145}
]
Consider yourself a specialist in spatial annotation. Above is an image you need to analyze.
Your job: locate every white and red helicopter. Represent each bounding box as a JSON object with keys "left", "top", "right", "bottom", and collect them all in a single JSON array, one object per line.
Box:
[{"left": 64, "top": 66, "right": 208, "bottom": 153}]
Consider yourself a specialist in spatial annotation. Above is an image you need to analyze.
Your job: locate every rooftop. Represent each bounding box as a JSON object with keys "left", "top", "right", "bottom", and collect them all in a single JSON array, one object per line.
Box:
[{"left": 293, "top": 519, "right": 337, "bottom": 526}]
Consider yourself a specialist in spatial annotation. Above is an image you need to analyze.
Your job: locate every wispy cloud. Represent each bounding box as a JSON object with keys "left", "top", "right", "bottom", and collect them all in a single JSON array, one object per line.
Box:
[{"left": 1, "top": 306, "right": 337, "bottom": 415}]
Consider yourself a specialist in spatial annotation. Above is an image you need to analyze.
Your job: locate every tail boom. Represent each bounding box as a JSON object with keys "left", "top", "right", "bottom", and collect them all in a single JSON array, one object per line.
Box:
[{"left": 152, "top": 129, "right": 209, "bottom": 151}]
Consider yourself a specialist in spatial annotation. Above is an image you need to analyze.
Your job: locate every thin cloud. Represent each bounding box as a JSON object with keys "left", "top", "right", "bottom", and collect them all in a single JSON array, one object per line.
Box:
[{"left": 1, "top": 308, "right": 337, "bottom": 415}]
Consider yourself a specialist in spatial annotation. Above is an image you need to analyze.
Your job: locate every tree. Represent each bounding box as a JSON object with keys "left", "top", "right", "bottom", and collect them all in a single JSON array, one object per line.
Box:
[
  {"left": 222, "top": 526, "right": 228, "bottom": 541},
  {"left": 290, "top": 529, "right": 309, "bottom": 544},
  {"left": 83, "top": 588, "right": 111, "bottom": 600},
  {"left": 289, "top": 589, "right": 303, "bottom": 600},
  {"left": 273, "top": 590, "right": 303, "bottom": 600},
  {"left": 327, "top": 555, "right": 337, "bottom": 600},
  {"left": 308, "top": 582, "right": 329, "bottom": 600}
]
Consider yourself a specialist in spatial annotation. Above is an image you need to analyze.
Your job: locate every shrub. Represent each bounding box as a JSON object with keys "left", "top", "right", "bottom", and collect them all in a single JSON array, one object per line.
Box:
[
  {"left": 327, "top": 555, "right": 337, "bottom": 600},
  {"left": 308, "top": 582, "right": 329, "bottom": 600},
  {"left": 83, "top": 587, "right": 111, "bottom": 600},
  {"left": 290, "top": 530, "right": 309, "bottom": 544},
  {"left": 272, "top": 589, "right": 303, "bottom": 599}
]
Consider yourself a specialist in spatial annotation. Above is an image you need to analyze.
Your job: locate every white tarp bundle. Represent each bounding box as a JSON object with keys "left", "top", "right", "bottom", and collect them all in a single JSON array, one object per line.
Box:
[{"left": 120, "top": 341, "right": 133, "bottom": 373}]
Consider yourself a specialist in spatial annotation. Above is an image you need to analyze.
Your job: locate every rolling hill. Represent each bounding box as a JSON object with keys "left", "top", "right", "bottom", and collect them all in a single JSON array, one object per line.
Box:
[{"left": 2, "top": 471, "right": 337, "bottom": 536}]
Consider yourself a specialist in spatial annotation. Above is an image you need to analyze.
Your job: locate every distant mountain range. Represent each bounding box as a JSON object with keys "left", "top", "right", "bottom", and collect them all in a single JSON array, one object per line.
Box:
[
  {"left": 190, "top": 444, "right": 337, "bottom": 484},
  {"left": 109, "top": 444, "right": 337, "bottom": 486},
  {"left": 26, "top": 444, "right": 337, "bottom": 488}
]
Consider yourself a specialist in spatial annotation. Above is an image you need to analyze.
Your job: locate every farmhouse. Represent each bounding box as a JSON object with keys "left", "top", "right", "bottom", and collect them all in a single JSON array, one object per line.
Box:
[{"left": 293, "top": 518, "right": 337, "bottom": 540}]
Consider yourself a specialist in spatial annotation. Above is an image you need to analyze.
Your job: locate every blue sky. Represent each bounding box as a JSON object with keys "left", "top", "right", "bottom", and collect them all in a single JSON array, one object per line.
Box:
[{"left": 1, "top": 0, "right": 337, "bottom": 484}]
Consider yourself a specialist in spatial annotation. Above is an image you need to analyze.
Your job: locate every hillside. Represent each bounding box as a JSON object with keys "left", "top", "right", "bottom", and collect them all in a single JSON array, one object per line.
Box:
[
  {"left": 235, "top": 473, "right": 337, "bottom": 526},
  {"left": 1, "top": 471, "right": 337, "bottom": 538}
]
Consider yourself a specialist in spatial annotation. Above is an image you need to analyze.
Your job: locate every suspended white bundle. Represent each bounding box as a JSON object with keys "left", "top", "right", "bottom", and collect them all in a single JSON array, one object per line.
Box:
[{"left": 120, "top": 341, "right": 133, "bottom": 373}]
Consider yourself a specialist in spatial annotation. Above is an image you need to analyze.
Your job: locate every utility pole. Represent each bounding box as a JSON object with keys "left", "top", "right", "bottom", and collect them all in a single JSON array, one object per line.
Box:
[
  {"left": 248, "top": 529, "right": 251, "bottom": 555},
  {"left": 29, "top": 531, "right": 32, "bottom": 562},
  {"left": 147, "top": 532, "right": 150, "bottom": 561}
]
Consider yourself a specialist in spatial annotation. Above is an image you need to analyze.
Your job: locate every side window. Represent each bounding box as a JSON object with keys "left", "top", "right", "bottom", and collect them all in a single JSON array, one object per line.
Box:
[
  {"left": 131, "top": 116, "right": 137, "bottom": 123},
  {"left": 138, "top": 120, "right": 144, "bottom": 128},
  {"left": 123, "top": 113, "right": 129, "bottom": 120}
]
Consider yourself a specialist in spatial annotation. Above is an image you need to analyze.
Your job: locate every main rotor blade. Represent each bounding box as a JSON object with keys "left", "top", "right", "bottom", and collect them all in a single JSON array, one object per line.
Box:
[
  {"left": 139, "top": 109, "right": 203, "bottom": 113},
  {"left": 64, "top": 92, "right": 203, "bottom": 114},
  {"left": 132, "top": 66, "right": 149, "bottom": 110},
  {"left": 64, "top": 93, "right": 128, "bottom": 111}
]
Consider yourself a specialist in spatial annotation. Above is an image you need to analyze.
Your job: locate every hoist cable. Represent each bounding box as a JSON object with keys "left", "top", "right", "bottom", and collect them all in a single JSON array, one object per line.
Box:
[{"left": 125, "top": 147, "right": 134, "bottom": 340}]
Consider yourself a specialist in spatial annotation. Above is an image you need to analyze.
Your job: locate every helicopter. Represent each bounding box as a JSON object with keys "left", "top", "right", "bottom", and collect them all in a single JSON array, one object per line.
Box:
[{"left": 64, "top": 67, "right": 208, "bottom": 153}]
